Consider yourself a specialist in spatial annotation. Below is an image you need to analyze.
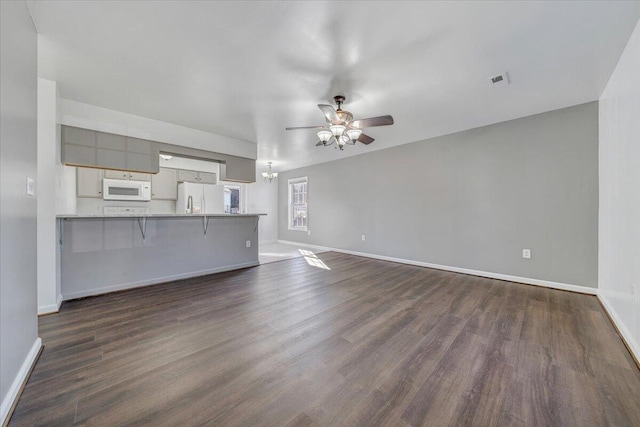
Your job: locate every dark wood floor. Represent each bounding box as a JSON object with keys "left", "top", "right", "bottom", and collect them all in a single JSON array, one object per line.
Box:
[{"left": 9, "top": 252, "right": 640, "bottom": 426}]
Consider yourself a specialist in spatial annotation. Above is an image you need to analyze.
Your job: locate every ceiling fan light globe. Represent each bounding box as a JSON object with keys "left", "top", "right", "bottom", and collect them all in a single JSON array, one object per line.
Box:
[
  {"left": 317, "top": 130, "right": 332, "bottom": 142},
  {"left": 330, "top": 124, "right": 346, "bottom": 138},
  {"left": 337, "top": 135, "right": 349, "bottom": 148},
  {"left": 346, "top": 129, "right": 362, "bottom": 142}
]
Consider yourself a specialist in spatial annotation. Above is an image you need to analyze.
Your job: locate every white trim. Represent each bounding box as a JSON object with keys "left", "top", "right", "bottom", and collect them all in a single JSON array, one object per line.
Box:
[
  {"left": 1, "top": 338, "right": 42, "bottom": 425},
  {"left": 258, "top": 239, "right": 278, "bottom": 245},
  {"left": 287, "top": 176, "right": 308, "bottom": 232},
  {"left": 597, "top": 294, "right": 640, "bottom": 365},
  {"left": 37, "top": 293, "right": 63, "bottom": 315},
  {"left": 277, "top": 240, "right": 596, "bottom": 295},
  {"left": 62, "top": 261, "right": 259, "bottom": 300}
]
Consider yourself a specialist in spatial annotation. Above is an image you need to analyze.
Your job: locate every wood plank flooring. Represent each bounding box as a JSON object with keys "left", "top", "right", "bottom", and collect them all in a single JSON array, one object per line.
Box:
[{"left": 9, "top": 252, "right": 640, "bottom": 426}]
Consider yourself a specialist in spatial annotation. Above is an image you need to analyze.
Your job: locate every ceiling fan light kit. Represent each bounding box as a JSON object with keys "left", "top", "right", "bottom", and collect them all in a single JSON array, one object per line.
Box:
[{"left": 287, "top": 95, "right": 394, "bottom": 151}]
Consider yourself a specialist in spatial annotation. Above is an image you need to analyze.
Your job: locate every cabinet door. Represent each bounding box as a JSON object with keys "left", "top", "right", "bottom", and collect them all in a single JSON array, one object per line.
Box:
[
  {"left": 177, "top": 169, "right": 199, "bottom": 183},
  {"left": 198, "top": 172, "right": 217, "bottom": 184},
  {"left": 96, "top": 132, "right": 126, "bottom": 150},
  {"left": 96, "top": 148, "right": 127, "bottom": 170},
  {"left": 129, "top": 172, "right": 151, "bottom": 181},
  {"left": 104, "top": 169, "right": 130, "bottom": 179},
  {"left": 77, "top": 167, "right": 103, "bottom": 198},
  {"left": 151, "top": 168, "right": 177, "bottom": 200},
  {"left": 220, "top": 157, "right": 256, "bottom": 183},
  {"left": 63, "top": 126, "right": 96, "bottom": 147}
]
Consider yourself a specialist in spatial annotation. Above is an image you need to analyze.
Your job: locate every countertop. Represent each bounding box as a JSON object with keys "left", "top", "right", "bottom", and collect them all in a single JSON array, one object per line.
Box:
[{"left": 57, "top": 213, "right": 266, "bottom": 219}]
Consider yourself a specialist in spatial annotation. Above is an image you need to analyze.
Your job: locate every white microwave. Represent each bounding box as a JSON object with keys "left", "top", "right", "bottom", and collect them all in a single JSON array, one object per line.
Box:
[{"left": 103, "top": 178, "right": 151, "bottom": 201}]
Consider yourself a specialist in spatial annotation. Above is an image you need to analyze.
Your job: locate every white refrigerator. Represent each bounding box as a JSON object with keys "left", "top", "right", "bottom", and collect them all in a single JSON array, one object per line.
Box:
[{"left": 177, "top": 182, "right": 225, "bottom": 214}]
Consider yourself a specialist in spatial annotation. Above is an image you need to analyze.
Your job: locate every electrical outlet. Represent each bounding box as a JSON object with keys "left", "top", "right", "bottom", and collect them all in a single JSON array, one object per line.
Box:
[
  {"left": 522, "top": 249, "right": 531, "bottom": 259},
  {"left": 246, "top": 240, "right": 251, "bottom": 248},
  {"left": 308, "top": 230, "right": 311, "bottom": 236},
  {"left": 361, "top": 234, "right": 366, "bottom": 241}
]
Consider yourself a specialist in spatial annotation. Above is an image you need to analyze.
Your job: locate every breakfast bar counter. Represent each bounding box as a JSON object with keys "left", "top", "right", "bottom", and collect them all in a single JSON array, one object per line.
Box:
[{"left": 57, "top": 213, "right": 265, "bottom": 300}]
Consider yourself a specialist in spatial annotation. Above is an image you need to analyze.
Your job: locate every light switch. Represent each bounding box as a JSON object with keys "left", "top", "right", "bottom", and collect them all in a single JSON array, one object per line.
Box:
[{"left": 26, "top": 177, "right": 35, "bottom": 197}]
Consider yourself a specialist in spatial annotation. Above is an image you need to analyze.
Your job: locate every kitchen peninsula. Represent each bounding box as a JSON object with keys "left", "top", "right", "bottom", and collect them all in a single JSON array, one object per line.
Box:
[{"left": 57, "top": 213, "right": 265, "bottom": 299}]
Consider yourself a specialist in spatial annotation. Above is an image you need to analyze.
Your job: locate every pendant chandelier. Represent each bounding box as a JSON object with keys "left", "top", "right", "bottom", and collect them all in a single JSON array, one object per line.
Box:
[{"left": 261, "top": 162, "right": 278, "bottom": 183}]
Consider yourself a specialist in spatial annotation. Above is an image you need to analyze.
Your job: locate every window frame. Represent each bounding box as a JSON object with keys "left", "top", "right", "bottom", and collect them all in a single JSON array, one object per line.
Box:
[
  {"left": 223, "top": 183, "right": 245, "bottom": 214},
  {"left": 288, "top": 176, "right": 308, "bottom": 231}
]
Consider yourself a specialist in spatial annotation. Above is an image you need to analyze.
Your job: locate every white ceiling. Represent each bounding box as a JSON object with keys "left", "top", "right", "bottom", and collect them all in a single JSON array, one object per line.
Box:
[{"left": 28, "top": 1, "right": 640, "bottom": 173}]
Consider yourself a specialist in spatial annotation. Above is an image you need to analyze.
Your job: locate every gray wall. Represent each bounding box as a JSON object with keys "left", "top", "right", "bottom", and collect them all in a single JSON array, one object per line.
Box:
[
  {"left": 279, "top": 102, "right": 599, "bottom": 288},
  {"left": 60, "top": 216, "right": 260, "bottom": 299},
  {"left": 0, "top": 0, "right": 39, "bottom": 410}
]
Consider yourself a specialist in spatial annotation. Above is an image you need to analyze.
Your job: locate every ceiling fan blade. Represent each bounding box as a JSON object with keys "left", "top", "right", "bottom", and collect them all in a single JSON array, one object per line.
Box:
[
  {"left": 285, "top": 125, "right": 325, "bottom": 130},
  {"left": 315, "top": 141, "right": 324, "bottom": 146},
  {"left": 358, "top": 133, "right": 375, "bottom": 145},
  {"left": 351, "top": 115, "right": 394, "bottom": 129},
  {"left": 318, "top": 104, "right": 340, "bottom": 124}
]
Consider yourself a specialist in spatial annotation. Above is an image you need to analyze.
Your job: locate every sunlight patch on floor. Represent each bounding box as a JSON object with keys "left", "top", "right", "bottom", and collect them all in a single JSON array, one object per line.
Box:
[{"left": 299, "top": 249, "right": 331, "bottom": 270}]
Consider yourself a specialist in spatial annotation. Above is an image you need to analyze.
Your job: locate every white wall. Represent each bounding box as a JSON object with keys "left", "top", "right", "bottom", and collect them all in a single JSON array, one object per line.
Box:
[
  {"left": 598, "top": 19, "right": 640, "bottom": 361},
  {"left": 0, "top": 1, "right": 41, "bottom": 423},
  {"left": 59, "top": 98, "right": 257, "bottom": 159},
  {"left": 37, "top": 78, "right": 63, "bottom": 314},
  {"left": 246, "top": 178, "right": 278, "bottom": 243}
]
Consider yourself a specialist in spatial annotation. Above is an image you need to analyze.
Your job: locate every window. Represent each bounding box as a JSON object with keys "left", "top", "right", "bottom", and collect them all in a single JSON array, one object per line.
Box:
[
  {"left": 288, "top": 177, "right": 308, "bottom": 231},
  {"left": 224, "top": 184, "right": 242, "bottom": 214}
]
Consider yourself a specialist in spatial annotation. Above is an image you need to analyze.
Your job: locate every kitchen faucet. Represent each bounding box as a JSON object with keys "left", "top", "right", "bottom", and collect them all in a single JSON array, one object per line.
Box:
[{"left": 187, "top": 195, "right": 193, "bottom": 214}]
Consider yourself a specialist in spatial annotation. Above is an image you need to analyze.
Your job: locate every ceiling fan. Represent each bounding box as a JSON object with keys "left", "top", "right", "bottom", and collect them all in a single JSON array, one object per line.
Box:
[{"left": 286, "top": 95, "right": 394, "bottom": 150}]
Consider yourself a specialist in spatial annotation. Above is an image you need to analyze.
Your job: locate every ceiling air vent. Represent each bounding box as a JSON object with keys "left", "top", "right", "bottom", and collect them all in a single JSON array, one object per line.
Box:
[{"left": 490, "top": 72, "right": 509, "bottom": 86}]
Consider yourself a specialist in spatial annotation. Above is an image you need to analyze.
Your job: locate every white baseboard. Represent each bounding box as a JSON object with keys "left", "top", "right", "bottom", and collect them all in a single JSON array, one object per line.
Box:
[
  {"left": 1, "top": 338, "right": 42, "bottom": 425},
  {"left": 277, "top": 240, "right": 596, "bottom": 295},
  {"left": 37, "top": 294, "right": 63, "bottom": 315},
  {"left": 597, "top": 294, "right": 640, "bottom": 366},
  {"left": 259, "top": 239, "right": 278, "bottom": 245},
  {"left": 62, "top": 261, "right": 259, "bottom": 301}
]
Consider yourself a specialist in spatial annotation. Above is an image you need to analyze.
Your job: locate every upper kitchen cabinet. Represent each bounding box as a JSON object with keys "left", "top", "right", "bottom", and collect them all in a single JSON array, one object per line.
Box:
[
  {"left": 125, "top": 137, "right": 158, "bottom": 172},
  {"left": 104, "top": 170, "right": 151, "bottom": 181},
  {"left": 220, "top": 156, "right": 255, "bottom": 183},
  {"left": 151, "top": 168, "right": 178, "bottom": 200},
  {"left": 62, "top": 125, "right": 160, "bottom": 173},
  {"left": 176, "top": 169, "right": 216, "bottom": 184},
  {"left": 77, "top": 167, "right": 103, "bottom": 198},
  {"left": 198, "top": 172, "right": 217, "bottom": 184}
]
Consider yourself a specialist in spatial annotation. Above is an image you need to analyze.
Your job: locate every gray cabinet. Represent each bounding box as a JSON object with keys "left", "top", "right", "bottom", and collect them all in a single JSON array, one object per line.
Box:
[
  {"left": 62, "top": 125, "right": 160, "bottom": 173},
  {"left": 176, "top": 169, "right": 199, "bottom": 183},
  {"left": 151, "top": 168, "right": 178, "bottom": 200},
  {"left": 198, "top": 172, "right": 217, "bottom": 184},
  {"left": 77, "top": 167, "right": 103, "bottom": 198},
  {"left": 104, "top": 170, "right": 151, "bottom": 181},
  {"left": 220, "top": 157, "right": 256, "bottom": 183},
  {"left": 176, "top": 169, "right": 216, "bottom": 184},
  {"left": 129, "top": 171, "right": 151, "bottom": 181},
  {"left": 104, "top": 170, "right": 130, "bottom": 180}
]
